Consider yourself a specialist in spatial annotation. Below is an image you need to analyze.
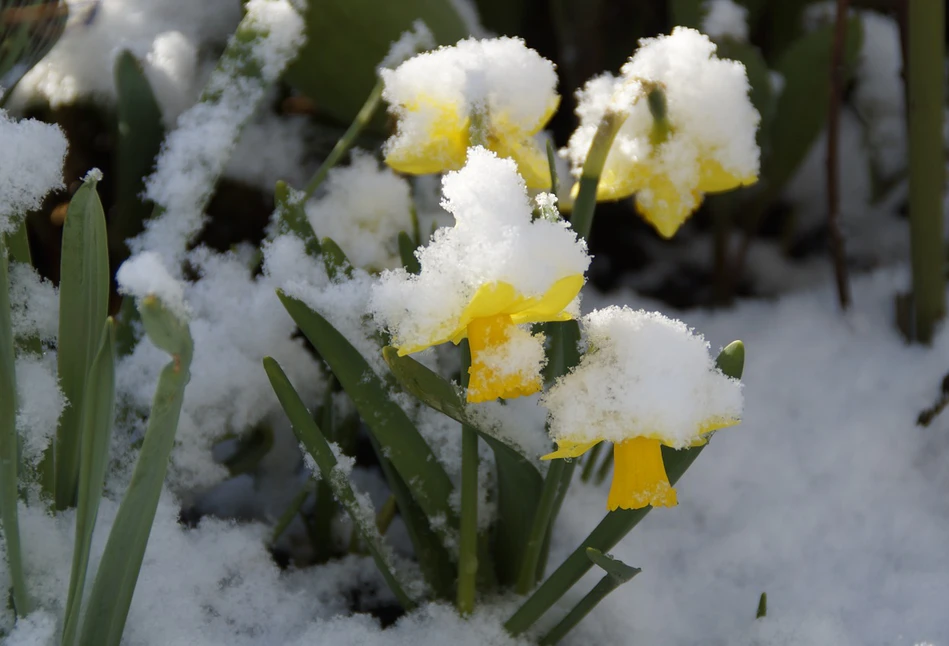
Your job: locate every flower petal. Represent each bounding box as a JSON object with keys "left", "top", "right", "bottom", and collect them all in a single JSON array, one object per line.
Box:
[
  {"left": 541, "top": 439, "right": 602, "bottom": 460},
  {"left": 607, "top": 437, "right": 677, "bottom": 511}
]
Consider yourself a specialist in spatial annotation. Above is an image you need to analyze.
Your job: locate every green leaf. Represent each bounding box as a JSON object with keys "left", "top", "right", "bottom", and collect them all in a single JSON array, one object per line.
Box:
[
  {"left": 398, "top": 231, "right": 421, "bottom": 274},
  {"left": 286, "top": 0, "right": 469, "bottom": 126},
  {"left": 585, "top": 547, "right": 639, "bottom": 583},
  {"left": 762, "top": 18, "right": 862, "bottom": 200},
  {"left": 0, "top": 245, "right": 31, "bottom": 616},
  {"left": 506, "top": 341, "right": 745, "bottom": 635},
  {"left": 112, "top": 50, "right": 164, "bottom": 257},
  {"left": 277, "top": 291, "right": 457, "bottom": 531},
  {"left": 273, "top": 180, "right": 320, "bottom": 255},
  {"left": 756, "top": 591, "right": 768, "bottom": 618},
  {"left": 320, "top": 237, "right": 355, "bottom": 279},
  {"left": 669, "top": 0, "right": 703, "bottom": 28},
  {"left": 379, "top": 346, "right": 544, "bottom": 587},
  {"left": 56, "top": 173, "right": 110, "bottom": 510},
  {"left": 264, "top": 357, "right": 419, "bottom": 609},
  {"left": 63, "top": 319, "right": 117, "bottom": 646},
  {"left": 78, "top": 298, "right": 192, "bottom": 646}
]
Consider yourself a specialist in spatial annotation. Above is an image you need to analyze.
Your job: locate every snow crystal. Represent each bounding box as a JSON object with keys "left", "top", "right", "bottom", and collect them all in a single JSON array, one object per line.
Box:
[
  {"left": 565, "top": 27, "right": 760, "bottom": 220},
  {"left": 225, "top": 113, "right": 315, "bottom": 192},
  {"left": 370, "top": 147, "right": 590, "bottom": 352},
  {"left": 4, "top": 609, "right": 57, "bottom": 646},
  {"left": 0, "top": 112, "right": 67, "bottom": 234},
  {"left": 116, "top": 251, "right": 190, "bottom": 319},
  {"left": 305, "top": 152, "right": 414, "bottom": 271},
  {"left": 702, "top": 0, "right": 749, "bottom": 42},
  {"left": 134, "top": 0, "right": 305, "bottom": 268},
  {"left": 15, "top": 354, "right": 64, "bottom": 467},
  {"left": 8, "top": 263, "right": 59, "bottom": 343},
  {"left": 543, "top": 306, "right": 743, "bottom": 448}
]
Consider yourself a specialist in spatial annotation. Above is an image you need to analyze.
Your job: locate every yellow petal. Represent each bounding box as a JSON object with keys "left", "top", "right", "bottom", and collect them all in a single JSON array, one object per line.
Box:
[
  {"left": 492, "top": 135, "right": 551, "bottom": 190},
  {"left": 509, "top": 274, "right": 585, "bottom": 325},
  {"left": 466, "top": 314, "right": 542, "bottom": 403},
  {"left": 697, "top": 158, "right": 756, "bottom": 194},
  {"left": 541, "top": 439, "right": 602, "bottom": 460},
  {"left": 385, "top": 97, "right": 469, "bottom": 175},
  {"left": 594, "top": 163, "right": 649, "bottom": 202},
  {"left": 607, "top": 438, "right": 677, "bottom": 511},
  {"left": 634, "top": 174, "right": 701, "bottom": 239}
]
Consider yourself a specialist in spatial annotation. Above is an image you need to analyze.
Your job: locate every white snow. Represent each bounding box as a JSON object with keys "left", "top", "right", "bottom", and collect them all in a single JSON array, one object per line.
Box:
[
  {"left": 116, "top": 250, "right": 190, "bottom": 319},
  {"left": 543, "top": 306, "right": 743, "bottom": 449},
  {"left": 8, "top": 263, "right": 59, "bottom": 344},
  {"left": 702, "top": 0, "right": 750, "bottom": 42},
  {"left": 305, "top": 152, "right": 414, "bottom": 271},
  {"left": 0, "top": 111, "right": 67, "bottom": 234},
  {"left": 15, "top": 354, "right": 64, "bottom": 468}
]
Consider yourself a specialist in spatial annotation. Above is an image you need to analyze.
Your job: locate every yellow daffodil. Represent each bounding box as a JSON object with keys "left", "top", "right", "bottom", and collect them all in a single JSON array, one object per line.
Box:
[
  {"left": 540, "top": 306, "right": 743, "bottom": 510},
  {"left": 380, "top": 37, "right": 560, "bottom": 190},
  {"left": 370, "top": 148, "right": 590, "bottom": 403},
  {"left": 566, "top": 28, "right": 761, "bottom": 239}
]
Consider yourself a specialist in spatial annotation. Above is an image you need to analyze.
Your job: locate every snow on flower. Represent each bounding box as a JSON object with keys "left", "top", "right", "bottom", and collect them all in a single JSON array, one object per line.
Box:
[
  {"left": 306, "top": 152, "right": 414, "bottom": 271},
  {"left": 565, "top": 27, "right": 760, "bottom": 238},
  {"left": 381, "top": 37, "right": 559, "bottom": 189},
  {"left": 370, "top": 147, "right": 589, "bottom": 403},
  {"left": 541, "top": 306, "right": 743, "bottom": 510}
]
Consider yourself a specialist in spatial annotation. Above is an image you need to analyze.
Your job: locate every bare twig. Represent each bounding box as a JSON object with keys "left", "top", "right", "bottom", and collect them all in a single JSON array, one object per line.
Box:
[{"left": 827, "top": 0, "right": 852, "bottom": 309}]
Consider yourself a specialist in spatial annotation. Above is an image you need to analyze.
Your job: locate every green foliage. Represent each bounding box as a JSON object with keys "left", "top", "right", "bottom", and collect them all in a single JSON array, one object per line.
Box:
[
  {"left": 55, "top": 172, "right": 110, "bottom": 510},
  {"left": 78, "top": 295, "right": 193, "bottom": 646},
  {"left": 286, "top": 0, "right": 469, "bottom": 125}
]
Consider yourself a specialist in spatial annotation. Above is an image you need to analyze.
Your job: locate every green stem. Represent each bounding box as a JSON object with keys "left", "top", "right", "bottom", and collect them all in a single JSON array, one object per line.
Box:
[
  {"left": 270, "top": 480, "right": 315, "bottom": 546},
  {"left": 579, "top": 442, "right": 603, "bottom": 483},
  {"left": 303, "top": 78, "right": 384, "bottom": 200},
  {"left": 570, "top": 110, "right": 627, "bottom": 241},
  {"left": 537, "top": 575, "right": 621, "bottom": 645},
  {"left": 0, "top": 245, "right": 31, "bottom": 616},
  {"left": 376, "top": 494, "right": 398, "bottom": 535},
  {"left": 593, "top": 446, "right": 614, "bottom": 486},
  {"left": 457, "top": 340, "right": 479, "bottom": 615},
  {"left": 516, "top": 460, "right": 566, "bottom": 594},
  {"left": 907, "top": 0, "right": 946, "bottom": 343}
]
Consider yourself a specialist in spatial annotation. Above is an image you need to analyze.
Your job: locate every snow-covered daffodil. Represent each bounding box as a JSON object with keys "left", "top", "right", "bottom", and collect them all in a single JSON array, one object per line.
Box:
[
  {"left": 370, "top": 147, "right": 590, "bottom": 403},
  {"left": 541, "top": 306, "right": 743, "bottom": 510},
  {"left": 381, "top": 37, "right": 559, "bottom": 190},
  {"left": 566, "top": 27, "right": 760, "bottom": 239}
]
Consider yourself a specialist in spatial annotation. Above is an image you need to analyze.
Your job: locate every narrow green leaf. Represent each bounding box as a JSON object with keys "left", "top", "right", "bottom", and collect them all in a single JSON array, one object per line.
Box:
[
  {"left": 286, "top": 0, "right": 469, "bottom": 126},
  {"left": 545, "top": 139, "right": 559, "bottom": 198},
  {"left": 0, "top": 244, "right": 31, "bottom": 616},
  {"left": 585, "top": 547, "right": 639, "bottom": 583},
  {"left": 379, "top": 346, "right": 545, "bottom": 587},
  {"left": 398, "top": 231, "right": 421, "bottom": 274},
  {"left": 320, "top": 237, "right": 355, "bottom": 279},
  {"left": 756, "top": 591, "right": 768, "bottom": 618},
  {"left": 272, "top": 181, "right": 321, "bottom": 255},
  {"left": 113, "top": 50, "right": 164, "bottom": 256},
  {"left": 369, "top": 433, "right": 456, "bottom": 599},
  {"left": 56, "top": 173, "right": 110, "bottom": 510},
  {"left": 277, "top": 291, "right": 457, "bottom": 530},
  {"left": 506, "top": 342, "right": 745, "bottom": 635},
  {"left": 264, "top": 357, "right": 418, "bottom": 609},
  {"left": 78, "top": 298, "right": 192, "bottom": 646},
  {"left": 63, "top": 319, "right": 117, "bottom": 646},
  {"left": 762, "top": 19, "right": 862, "bottom": 199}
]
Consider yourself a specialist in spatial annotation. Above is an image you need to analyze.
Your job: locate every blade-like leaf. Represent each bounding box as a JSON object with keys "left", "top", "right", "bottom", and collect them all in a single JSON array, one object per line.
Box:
[
  {"left": 506, "top": 341, "right": 745, "bottom": 635},
  {"left": 380, "top": 346, "right": 543, "bottom": 586},
  {"left": 277, "top": 291, "right": 457, "bottom": 531},
  {"left": 398, "top": 231, "right": 421, "bottom": 274},
  {"left": 0, "top": 244, "right": 30, "bottom": 616},
  {"left": 265, "top": 357, "right": 418, "bottom": 609},
  {"left": 585, "top": 547, "right": 639, "bottom": 583},
  {"left": 78, "top": 297, "right": 192, "bottom": 646},
  {"left": 62, "top": 318, "right": 117, "bottom": 646},
  {"left": 56, "top": 172, "right": 110, "bottom": 510}
]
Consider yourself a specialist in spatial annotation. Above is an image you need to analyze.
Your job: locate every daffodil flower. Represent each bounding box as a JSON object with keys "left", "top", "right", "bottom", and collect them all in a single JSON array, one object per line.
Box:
[
  {"left": 381, "top": 37, "right": 560, "bottom": 190},
  {"left": 566, "top": 27, "right": 760, "bottom": 239},
  {"left": 370, "top": 147, "right": 590, "bottom": 403},
  {"left": 541, "top": 306, "right": 743, "bottom": 510}
]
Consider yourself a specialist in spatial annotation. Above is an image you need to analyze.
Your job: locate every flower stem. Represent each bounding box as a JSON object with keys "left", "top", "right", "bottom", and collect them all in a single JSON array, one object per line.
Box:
[
  {"left": 826, "top": 0, "right": 852, "bottom": 311},
  {"left": 570, "top": 110, "right": 626, "bottom": 241},
  {"left": 302, "top": 78, "right": 384, "bottom": 200},
  {"left": 457, "top": 340, "right": 479, "bottom": 615},
  {"left": 907, "top": 0, "right": 946, "bottom": 342},
  {"left": 515, "top": 459, "right": 568, "bottom": 594}
]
